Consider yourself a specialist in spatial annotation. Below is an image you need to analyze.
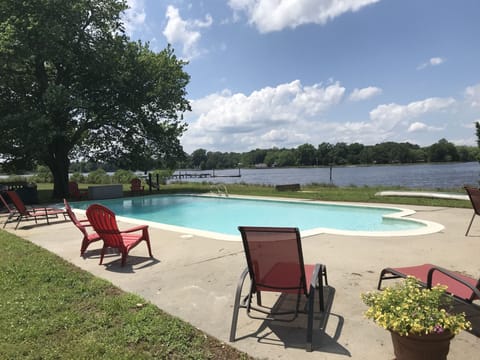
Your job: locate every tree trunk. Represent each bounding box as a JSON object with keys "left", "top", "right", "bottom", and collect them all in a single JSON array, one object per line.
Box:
[{"left": 46, "top": 142, "right": 71, "bottom": 199}]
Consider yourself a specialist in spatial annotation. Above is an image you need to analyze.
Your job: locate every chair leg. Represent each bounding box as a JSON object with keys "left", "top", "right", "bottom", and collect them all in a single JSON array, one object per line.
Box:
[
  {"left": 306, "top": 282, "right": 315, "bottom": 352},
  {"left": 80, "top": 237, "right": 88, "bottom": 256},
  {"left": 229, "top": 267, "right": 249, "bottom": 342},
  {"left": 146, "top": 238, "right": 153, "bottom": 257},
  {"left": 121, "top": 251, "right": 128, "bottom": 267},
  {"left": 99, "top": 246, "right": 106, "bottom": 265},
  {"left": 466, "top": 213, "right": 476, "bottom": 236},
  {"left": 15, "top": 216, "right": 22, "bottom": 230}
]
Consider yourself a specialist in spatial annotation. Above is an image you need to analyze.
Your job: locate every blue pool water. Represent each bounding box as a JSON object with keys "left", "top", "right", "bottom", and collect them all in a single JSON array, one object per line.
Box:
[{"left": 72, "top": 195, "right": 426, "bottom": 235}]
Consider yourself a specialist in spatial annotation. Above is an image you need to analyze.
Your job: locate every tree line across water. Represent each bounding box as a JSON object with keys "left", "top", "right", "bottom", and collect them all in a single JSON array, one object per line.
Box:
[
  {"left": 59, "top": 138, "right": 479, "bottom": 174},
  {"left": 181, "top": 138, "right": 478, "bottom": 170}
]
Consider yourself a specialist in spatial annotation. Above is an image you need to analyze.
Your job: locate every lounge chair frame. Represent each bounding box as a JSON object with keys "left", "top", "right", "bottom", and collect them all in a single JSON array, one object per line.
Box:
[
  {"left": 6, "top": 191, "right": 67, "bottom": 229},
  {"left": 230, "top": 226, "right": 328, "bottom": 352},
  {"left": 0, "top": 193, "right": 19, "bottom": 228},
  {"left": 464, "top": 186, "right": 480, "bottom": 236},
  {"left": 378, "top": 264, "right": 480, "bottom": 305}
]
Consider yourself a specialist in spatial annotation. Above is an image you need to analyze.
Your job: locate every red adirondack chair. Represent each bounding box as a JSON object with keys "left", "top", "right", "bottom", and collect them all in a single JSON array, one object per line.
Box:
[
  {"left": 86, "top": 204, "right": 153, "bottom": 266},
  {"left": 68, "top": 181, "right": 88, "bottom": 200},
  {"left": 64, "top": 199, "right": 102, "bottom": 256},
  {"left": 6, "top": 191, "right": 67, "bottom": 229},
  {"left": 130, "top": 178, "right": 144, "bottom": 195}
]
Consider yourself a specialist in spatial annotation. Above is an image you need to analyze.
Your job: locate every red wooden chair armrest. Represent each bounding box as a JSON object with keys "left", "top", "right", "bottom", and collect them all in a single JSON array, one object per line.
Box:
[{"left": 120, "top": 225, "right": 149, "bottom": 233}]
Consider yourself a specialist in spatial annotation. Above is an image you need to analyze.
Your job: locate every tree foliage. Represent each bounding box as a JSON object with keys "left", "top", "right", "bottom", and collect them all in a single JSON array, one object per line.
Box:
[
  {"left": 182, "top": 139, "right": 478, "bottom": 170},
  {"left": 0, "top": 0, "right": 190, "bottom": 197}
]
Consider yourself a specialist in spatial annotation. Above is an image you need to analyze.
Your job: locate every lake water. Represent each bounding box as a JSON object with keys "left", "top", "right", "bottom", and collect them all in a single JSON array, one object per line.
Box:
[{"left": 170, "top": 162, "right": 480, "bottom": 189}]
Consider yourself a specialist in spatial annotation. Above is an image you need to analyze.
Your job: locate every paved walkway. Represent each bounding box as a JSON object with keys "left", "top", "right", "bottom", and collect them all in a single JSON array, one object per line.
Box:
[
  {"left": 4, "top": 200, "right": 480, "bottom": 359},
  {"left": 375, "top": 190, "right": 469, "bottom": 201}
]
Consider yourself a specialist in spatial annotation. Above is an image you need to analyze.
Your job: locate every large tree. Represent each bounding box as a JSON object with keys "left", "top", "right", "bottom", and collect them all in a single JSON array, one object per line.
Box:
[{"left": 0, "top": 0, "right": 191, "bottom": 198}]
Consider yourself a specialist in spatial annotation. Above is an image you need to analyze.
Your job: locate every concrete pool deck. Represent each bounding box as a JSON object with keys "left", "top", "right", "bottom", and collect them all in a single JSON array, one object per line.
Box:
[{"left": 4, "top": 200, "right": 480, "bottom": 359}]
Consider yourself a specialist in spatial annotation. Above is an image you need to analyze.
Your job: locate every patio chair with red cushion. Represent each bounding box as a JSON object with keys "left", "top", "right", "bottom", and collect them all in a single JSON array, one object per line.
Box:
[
  {"left": 6, "top": 190, "right": 67, "bottom": 229},
  {"left": 86, "top": 204, "right": 153, "bottom": 266},
  {"left": 378, "top": 264, "right": 480, "bottom": 304},
  {"left": 64, "top": 199, "right": 102, "bottom": 256},
  {"left": 464, "top": 186, "right": 480, "bottom": 236},
  {"left": 68, "top": 181, "right": 88, "bottom": 200},
  {"left": 229, "top": 226, "right": 329, "bottom": 352},
  {"left": 130, "top": 178, "right": 144, "bottom": 195},
  {"left": 0, "top": 192, "right": 19, "bottom": 228}
]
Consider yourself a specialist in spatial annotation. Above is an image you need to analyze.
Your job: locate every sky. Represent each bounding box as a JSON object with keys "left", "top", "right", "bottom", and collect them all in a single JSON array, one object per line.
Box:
[{"left": 123, "top": 0, "right": 480, "bottom": 154}]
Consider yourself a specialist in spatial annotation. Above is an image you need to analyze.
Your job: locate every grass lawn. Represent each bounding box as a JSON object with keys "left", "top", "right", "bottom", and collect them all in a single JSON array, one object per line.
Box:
[
  {"left": 35, "top": 182, "right": 472, "bottom": 209},
  {"left": 0, "top": 231, "right": 252, "bottom": 359},
  {"left": 1, "top": 182, "right": 471, "bottom": 359}
]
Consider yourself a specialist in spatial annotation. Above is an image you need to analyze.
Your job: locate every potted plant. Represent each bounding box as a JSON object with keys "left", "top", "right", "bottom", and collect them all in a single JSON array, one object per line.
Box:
[{"left": 361, "top": 276, "right": 471, "bottom": 360}]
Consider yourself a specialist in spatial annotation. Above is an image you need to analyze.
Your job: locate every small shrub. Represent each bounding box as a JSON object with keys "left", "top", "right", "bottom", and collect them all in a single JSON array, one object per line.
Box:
[
  {"left": 86, "top": 169, "right": 111, "bottom": 184},
  {"left": 111, "top": 169, "right": 135, "bottom": 184},
  {"left": 69, "top": 172, "right": 85, "bottom": 183},
  {"left": 31, "top": 165, "right": 53, "bottom": 183},
  {"left": 150, "top": 169, "right": 174, "bottom": 185}
]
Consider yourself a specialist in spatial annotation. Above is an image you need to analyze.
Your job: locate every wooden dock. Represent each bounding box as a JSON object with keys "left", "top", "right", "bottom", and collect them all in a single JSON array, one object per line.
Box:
[
  {"left": 169, "top": 169, "right": 242, "bottom": 180},
  {"left": 169, "top": 172, "right": 212, "bottom": 179}
]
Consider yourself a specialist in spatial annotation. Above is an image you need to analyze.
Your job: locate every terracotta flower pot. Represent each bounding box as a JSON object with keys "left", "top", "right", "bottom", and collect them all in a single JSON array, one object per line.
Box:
[{"left": 390, "top": 331, "right": 454, "bottom": 360}]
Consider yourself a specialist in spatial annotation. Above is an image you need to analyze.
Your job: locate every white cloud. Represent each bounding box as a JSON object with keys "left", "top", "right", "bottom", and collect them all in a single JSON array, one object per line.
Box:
[
  {"left": 349, "top": 86, "right": 382, "bottom": 101},
  {"left": 180, "top": 83, "right": 476, "bottom": 153},
  {"left": 465, "top": 84, "right": 480, "bottom": 107},
  {"left": 123, "top": 0, "right": 147, "bottom": 35},
  {"left": 407, "top": 122, "right": 427, "bottom": 132},
  {"left": 369, "top": 97, "right": 455, "bottom": 131},
  {"left": 407, "top": 122, "right": 443, "bottom": 133},
  {"left": 191, "top": 80, "right": 345, "bottom": 131},
  {"left": 163, "top": 6, "right": 212, "bottom": 59},
  {"left": 182, "top": 80, "right": 345, "bottom": 151},
  {"left": 228, "top": 0, "right": 381, "bottom": 33},
  {"left": 417, "top": 57, "right": 446, "bottom": 70}
]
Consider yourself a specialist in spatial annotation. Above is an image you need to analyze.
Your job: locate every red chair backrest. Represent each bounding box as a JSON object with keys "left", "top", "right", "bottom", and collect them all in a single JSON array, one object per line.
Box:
[
  {"left": 86, "top": 204, "right": 124, "bottom": 249},
  {"left": 63, "top": 197, "right": 87, "bottom": 228},
  {"left": 6, "top": 191, "right": 28, "bottom": 215},
  {"left": 238, "top": 226, "right": 308, "bottom": 295},
  {"left": 68, "top": 181, "right": 81, "bottom": 197},
  {"left": 64, "top": 199, "right": 79, "bottom": 223},
  {"left": 465, "top": 186, "right": 480, "bottom": 216},
  {"left": 131, "top": 178, "right": 142, "bottom": 190},
  {"left": 0, "top": 193, "right": 15, "bottom": 213}
]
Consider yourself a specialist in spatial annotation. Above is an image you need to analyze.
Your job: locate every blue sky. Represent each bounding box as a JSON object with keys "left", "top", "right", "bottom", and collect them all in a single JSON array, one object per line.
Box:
[{"left": 123, "top": 0, "right": 480, "bottom": 154}]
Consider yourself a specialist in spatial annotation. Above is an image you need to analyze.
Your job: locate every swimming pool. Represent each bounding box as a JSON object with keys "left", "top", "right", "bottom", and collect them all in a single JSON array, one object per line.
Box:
[{"left": 71, "top": 194, "right": 443, "bottom": 240}]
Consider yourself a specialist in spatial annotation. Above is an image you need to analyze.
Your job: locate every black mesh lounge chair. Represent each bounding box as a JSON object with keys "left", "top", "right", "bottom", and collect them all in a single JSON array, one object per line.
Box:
[
  {"left": 464, "top": 186, "right": 480, "bottom": 236},
  {"left": 378, "top": 264, "right": 480, "bottom": 305},
  {"left": 229, "top": 226, "right": 329, "bottom": 352}
]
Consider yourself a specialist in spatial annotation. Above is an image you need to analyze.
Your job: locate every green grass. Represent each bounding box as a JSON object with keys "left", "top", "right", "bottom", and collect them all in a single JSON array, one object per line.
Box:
[
  {"left": 148, "top": 183, "right": 471, "bottom": 208},
  {"left": 0, "top": 231, "right": 251, "bottom": 360},
  {"left": 37, "top": 182, "right": 472, "bottom": 209}
]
